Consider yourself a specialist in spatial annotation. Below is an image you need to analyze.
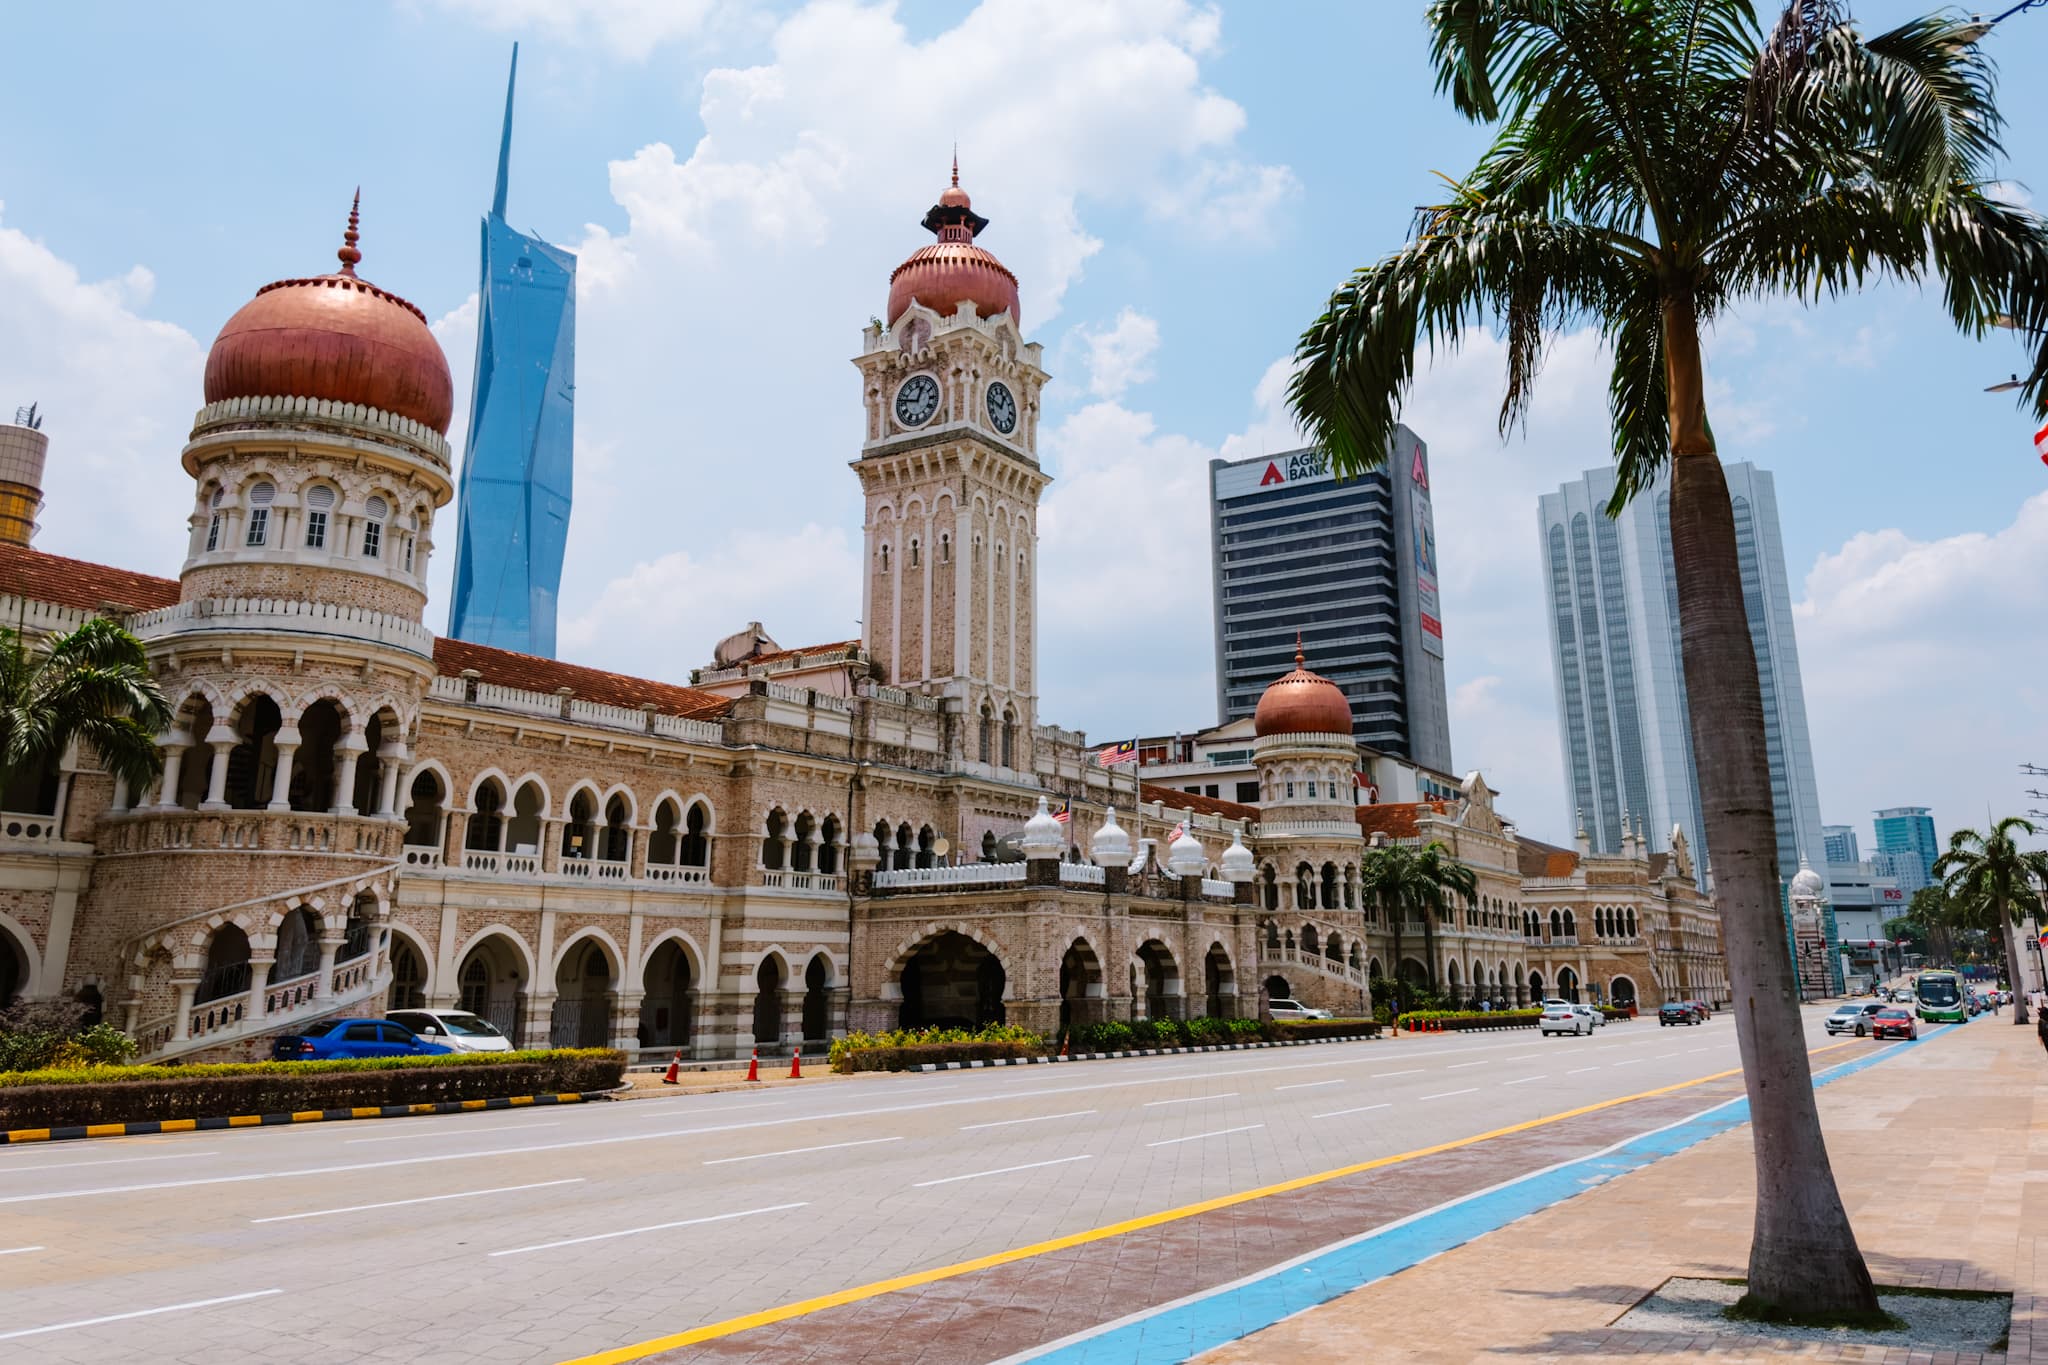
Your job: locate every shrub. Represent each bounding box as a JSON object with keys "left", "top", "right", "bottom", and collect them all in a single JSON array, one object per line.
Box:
[
  {"left": 1269, "top": 1018, "right": 1383, "bottom": 1041},
  {"left": 1067, "top": 1020, "right": 1134, "bottom": 1052},
  {"left": 833, "top": 1041, "right": 1043, "bottom": 1073},
  {"left": 828, "top": 1023, "right": 1043, "bottom": 1072},
  {"left": 0, "top": 1049, "right": 626, "bottom": 1130},
  {"left": 0, "top": 998, "right": 94, "bottom": 1074},
  {"left": 1396, "top": 1008, "right": 1544, "bottom": 1031}
]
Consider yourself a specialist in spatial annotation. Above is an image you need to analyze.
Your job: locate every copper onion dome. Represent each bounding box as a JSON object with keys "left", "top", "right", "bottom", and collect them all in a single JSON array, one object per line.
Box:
[
  {"left": 203, "top": 193, "right": 455, "bottom": 434},
  {"left": 1253, "top": 639, "right": 1356, "bottom": 738},
  {"left": 885, "top": 157, "right": 1020, "bottom": 329}
]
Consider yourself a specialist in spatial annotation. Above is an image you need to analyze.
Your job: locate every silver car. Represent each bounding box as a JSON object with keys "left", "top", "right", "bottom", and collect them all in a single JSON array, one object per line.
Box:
[
  {"left": 385, "top": 1008, "right": 516, "bottom": 1052},
  {"left": 1540, "top": 1003, "right": 1591, "bottom": 1036}
]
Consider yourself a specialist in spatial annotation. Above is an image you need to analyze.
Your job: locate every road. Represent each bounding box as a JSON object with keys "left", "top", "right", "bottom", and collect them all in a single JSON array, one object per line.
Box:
[{"left": 0, "top": 1010, "right": 1854, "bottom": 1364}]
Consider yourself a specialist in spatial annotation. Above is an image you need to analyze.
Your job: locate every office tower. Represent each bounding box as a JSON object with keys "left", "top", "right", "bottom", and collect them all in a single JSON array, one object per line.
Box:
[
  {"left": 1872, "top": 807, "right": 1939, "bottom": 894},
  {"left": 1209, "top": 433, "right": 1453, "bottom": 774},
  {"left": 1537, "top": 462, "right": 1827, "bottom": 889},
  {"left": 447, "top": 44, "right": 577, "bottom": 657},
  {"left": 1823, "top": 824, "right": 1859, "bottom": 865}
]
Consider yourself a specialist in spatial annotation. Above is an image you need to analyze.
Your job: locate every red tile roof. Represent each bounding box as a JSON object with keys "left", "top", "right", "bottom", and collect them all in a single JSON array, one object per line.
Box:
[
  {"left": 1516, "top": 837, "right": 1581, "bottom": 879},
  {"left": 738, "top": 638, "right": 862, "bottom": 668},
  {"left": 434, "top": 636, "right": 732, "bottom": 721},
  {"left": 1354, "top": 800, "right": 1451, "bottom": 840},
  {"left": 1139, "top": 782, "right": 1259, "bottom": 823},
  {"left": 0, "top": 543, "right": 179, "bottom": 615}
]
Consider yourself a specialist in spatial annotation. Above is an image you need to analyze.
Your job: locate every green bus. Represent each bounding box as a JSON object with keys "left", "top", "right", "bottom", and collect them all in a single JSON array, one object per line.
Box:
[{"left": 1914, "top": 969, "right": 1967, "bottom": 1024}]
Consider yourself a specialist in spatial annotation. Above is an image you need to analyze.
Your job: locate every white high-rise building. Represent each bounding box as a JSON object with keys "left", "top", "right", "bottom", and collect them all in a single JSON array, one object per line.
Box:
[{"left": 1536, "top": 462, "right": 1827, "bottom": 891}]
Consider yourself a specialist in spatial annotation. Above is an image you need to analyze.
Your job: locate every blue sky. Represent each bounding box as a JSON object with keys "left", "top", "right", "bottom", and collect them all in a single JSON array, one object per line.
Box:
[{"left": 2, "top": 1, "right": 2044, "bottom": 851}]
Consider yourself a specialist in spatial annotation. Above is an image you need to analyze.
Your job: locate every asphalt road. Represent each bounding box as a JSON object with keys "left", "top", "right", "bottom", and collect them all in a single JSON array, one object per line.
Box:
[{"left": 0, "top": 1010, "right": 1847, "bottom": 1364}]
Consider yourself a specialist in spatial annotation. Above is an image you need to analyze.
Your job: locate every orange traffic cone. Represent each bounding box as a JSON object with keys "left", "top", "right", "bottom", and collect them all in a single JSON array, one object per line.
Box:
[
  {"left": 788, "top": 1046, "right": 803, "bottom": 1080},
  {"left": 661, "top": 1050, "right": 682, "bottom": 1085},
  {"left": 1059, "top": 1032, "right": 1069, "bottom": 1059},
  {"left": 744, "top": 1047, "right": 760, "bottom": 1083}
]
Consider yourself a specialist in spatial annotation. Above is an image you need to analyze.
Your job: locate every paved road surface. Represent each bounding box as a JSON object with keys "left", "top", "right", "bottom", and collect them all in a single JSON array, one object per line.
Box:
[{"left": 0, "top": 1011, "right": 1844, "bottom": 1364}]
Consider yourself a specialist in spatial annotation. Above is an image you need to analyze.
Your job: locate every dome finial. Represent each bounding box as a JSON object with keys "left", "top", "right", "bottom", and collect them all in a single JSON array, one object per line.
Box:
[
  {"left": 1295, "top": 631, "right": 1306, "bottom": 670},
  {"left": 951, "top": 144, "right": 959, "bottom": 188},
  {"left": 338, "top": 188, "right": 362, "bottom": 276}
]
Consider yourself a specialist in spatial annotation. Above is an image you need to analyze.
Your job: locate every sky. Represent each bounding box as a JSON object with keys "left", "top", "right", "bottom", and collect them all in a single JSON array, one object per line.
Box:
[{"left": 2, "top": 0, "right": 2044, "bottom": 854}]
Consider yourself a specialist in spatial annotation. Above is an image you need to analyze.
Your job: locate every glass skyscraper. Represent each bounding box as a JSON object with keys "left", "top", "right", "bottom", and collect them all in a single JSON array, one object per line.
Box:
[
  {"left": 1208, "top": 434, "right": 1454, "bottom": 774},
  {"left": 1872, "top": 807, "right": 1939, "bottom": 893},
  {"left": 1536, "top": 462, "right": 1828, "bottom": 894},
  {"left": 447, "top": 44, "right": 577, "bottom": 658}
]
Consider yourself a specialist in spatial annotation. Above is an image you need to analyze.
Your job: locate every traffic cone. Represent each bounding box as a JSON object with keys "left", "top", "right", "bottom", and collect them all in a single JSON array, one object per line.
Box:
[
  {"left": 661, "top": 1049, "right": 682, "bottom": 1085},
  {"left": 744, "top": 1047, "right": 760, "bottom": 1083},
  {"left": 788, "top": 1046, "right": 803, "bottom": 1079},
  {"left": 1059, "top": 1032, "right": 1070, "bottom": 1059}
]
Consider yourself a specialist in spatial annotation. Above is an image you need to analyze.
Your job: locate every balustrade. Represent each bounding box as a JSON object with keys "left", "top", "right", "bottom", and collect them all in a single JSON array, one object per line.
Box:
[
  {"left": 761, "top": 869, "right": 843, "bottom": 892},
  {"left": 0, "top": 810, "right": 60, "bottom": 843},
  {"left": 644, "top": 864, "right": 711, "bottom": 884},
  {"left": 1058, "top": 862, "right": 1105, "bottom": 887},
  {"left": 872, "top": 863, "right": 1026, "bottom": 890}
]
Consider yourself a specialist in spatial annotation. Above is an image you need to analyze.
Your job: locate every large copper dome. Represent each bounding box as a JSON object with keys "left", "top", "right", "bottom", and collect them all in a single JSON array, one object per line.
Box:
[
  {"left": 202, "top": 196, "right": 454, "bottom": 434},
  {"left": 886, "top": 168, "right": 1020, "bottom": 329},
  {"left": 1254, "top": 644, "right": 1356, "bottom": 738}
]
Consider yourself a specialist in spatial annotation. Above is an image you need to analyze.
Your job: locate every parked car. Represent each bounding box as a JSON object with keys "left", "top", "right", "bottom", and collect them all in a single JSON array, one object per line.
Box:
[
  {"left": 385, "top": 1008, "right": 516, "bottom": 1053},
  {"left": 272, "top": 1018, "right": 454, "bottom": 1060},
  {"left": 1268, "top": 998, "right": 1332, "bottom": 1021},
  {"left": 1658, "top": 1001, "right": 1700, "bottom": 1026},
  {"left": 1540, "top": 1003, "right": 1592, "bottom": 1036},
  {"left": 1869, "top": 1007, "right": 1918, "bottom": 1041},
  {"left": 1825, "top": 1002, "right": 1887, "bottom": 1037}
]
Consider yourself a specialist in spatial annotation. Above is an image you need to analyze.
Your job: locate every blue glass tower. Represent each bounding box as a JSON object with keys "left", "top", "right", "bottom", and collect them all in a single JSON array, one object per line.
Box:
[{"left": 448, "top": 44, "right": 576, "bottom": 657}]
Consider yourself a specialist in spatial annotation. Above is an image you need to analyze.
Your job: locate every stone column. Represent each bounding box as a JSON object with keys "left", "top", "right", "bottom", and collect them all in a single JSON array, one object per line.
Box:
[
  {"left": 266, "top": 729, "right": 301, "bottom": 811},
  {"left": 200, "top": 725, "right": 238, "bottom": 810},
  {"left": 523, "top": 992, "right": 557, "bottom": 1050},
  {"left": 171, "top": 978, "right": 199, "bottom": 1040},
  {"left": 310, "top": 935, "right": 344, "bottom": 999},
  {"left": 541, "top": 820, "right": 564, "bottom": 874},
  {"left": 629, "top": 830, "right": 650, "bottom": 879},
  {"left": 245, "top": 957, "right": 275, "bottom": 1022},
  {"left": 331, "top": 735, "right": 367, "bottom": 816},
  {"left": 612, "top": 993, "right": 646, "bottom": 1052},
  {"left": 375, "top": 741, "right": 408, "bottom": 817},
  {"left": 152, "top": 733, "right": 187, "bottom": 808},
  {"left": 443, "top": 811, "right": 468, "bottom": 865},
  {"left": 110, "top": 774, "right": 131, "bottom": 814}
]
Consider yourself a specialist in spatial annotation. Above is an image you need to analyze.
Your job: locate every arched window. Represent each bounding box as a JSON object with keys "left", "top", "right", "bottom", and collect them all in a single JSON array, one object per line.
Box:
[
  {"left": 650, "top": 800, "right": 681, "bottom": 865},
  {"left": 791, "top": 811, "right": 816, "bottom": 871},
  {"left": 245, "top": 481, "right": 275, "bottom": 546},
  {"left": 362, "top": 494, "right": 388, "bottom": 558},
  {"left": 681, "top": 803, "right": 710, "bottom": 866},
  {"left": 1563, "top": 910, "right": 1577, "bottom": 939},
  {"left": 560, "top": 790, "right": 596, "bottom": 860},
  {"left": 978, "top": 704, "right": 994, "bottom": 764},
  {"left": 761, "top": 809, "right": 788, "bottom": 869},
  {"left": 879, "top": 542, "right": 890, "bottom": 573},
  {"left": 467, "top": 779, "right": 505, "bottom": 851},
  {"left": 916, "top": 824, "right": 936, "bottom": 869},
  {"left": 404, "top": 770, "right": 445, "bottom": 848},
  {"left": 1550, "top": 909, "right": 1563, "bottom": 938},
  {"left": 819, "top": 815, "right": 841, "bottom": 875},
  {"left": 1625, "top": 907, "right": 1637, "bottom": 937},
  {"left": 1000, "top": 708, "right": 1016, "bottom": 769},
  {"left": 304, "top": 484, "right": 335, "bottom": 549},
  {"left": 1321, "top": 862, "right": 1339, "bottom": 909},
  {"left": 980, "top": 829, "right": 996, "bottom": 862},
  {"left": 602, "top": 794, "right": 631, "bottom": 863},
  {"left": 894, "top": 822, "right": 914, "bottom": 871},
  {"left": 205, "top": 485, "right": 224, "bottom": 552},
  {"left": 939, "top": 533, "right": 951, "bottom": 563},
  {"left": 908, "top": 538, "right": 920, "bottom": 568}
]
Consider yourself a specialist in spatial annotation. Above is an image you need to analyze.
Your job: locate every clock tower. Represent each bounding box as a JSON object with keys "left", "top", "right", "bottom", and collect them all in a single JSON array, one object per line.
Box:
[{"left": 853, "top": 166, "right": 1050, "bottom": 777}]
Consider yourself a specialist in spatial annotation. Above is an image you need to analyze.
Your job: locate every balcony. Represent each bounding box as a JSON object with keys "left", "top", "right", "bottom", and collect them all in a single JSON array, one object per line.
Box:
[
  {"left": 760, "top": 869, "right": 843, "bottom": 892},
  {"left": 560, "top": 857, "right": 632, "bottom": 882},
  {"left": 100, "top": 808, "right": 401, "bottom": 859},
  {"left": 0, "top": 809, "right": 61, "bottom": 844},
  {"left": 403, "top": 844, "right": 718, "bottom": 891}
]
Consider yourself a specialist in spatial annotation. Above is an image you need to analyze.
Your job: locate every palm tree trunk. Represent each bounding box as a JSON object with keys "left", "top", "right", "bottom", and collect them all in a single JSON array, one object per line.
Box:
[
  {"left": 1388, "top": 896, "right": 1405, "bottom": 1019},
  {"left": 2005, "top": 919, "right": 2029, "bottom": 1025},
  {"left": 1663, "top": 294, "right": 1878, "bottom": 1315},
  {"left": 1423, "top": 911, "right": 1439, "bottom": 994}
]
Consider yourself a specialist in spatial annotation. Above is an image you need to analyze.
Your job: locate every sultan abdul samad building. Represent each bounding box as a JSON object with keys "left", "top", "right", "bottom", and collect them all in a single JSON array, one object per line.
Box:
[{"left": 0, "top": 176, "right": 1727, "bottom": 1062}]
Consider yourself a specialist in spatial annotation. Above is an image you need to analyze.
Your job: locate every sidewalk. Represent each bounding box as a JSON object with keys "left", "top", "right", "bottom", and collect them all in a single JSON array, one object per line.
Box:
[{"left": 1199, "top": 1016, "right": 2046, "bottom": 1363}]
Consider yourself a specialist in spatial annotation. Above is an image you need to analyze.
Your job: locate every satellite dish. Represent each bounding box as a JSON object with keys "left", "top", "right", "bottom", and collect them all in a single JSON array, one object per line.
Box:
[{"left": 933, "top": 838, "right": 951, "bottom": 857}]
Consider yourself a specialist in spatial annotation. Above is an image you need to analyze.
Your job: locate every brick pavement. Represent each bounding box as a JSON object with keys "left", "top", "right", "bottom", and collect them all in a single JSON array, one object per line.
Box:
[{"left": 1199, "top": 1017, "right": 2046, "bottom": 1364}]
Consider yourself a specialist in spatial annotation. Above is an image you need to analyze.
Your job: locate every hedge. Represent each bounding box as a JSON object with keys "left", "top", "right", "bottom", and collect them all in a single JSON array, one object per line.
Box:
[
  {"left": 0, "top": 1049, "right": 626, "bottom": 1130},
  {"left": 831, "top": 1018, "right": 1382, "bottom": 1071},
  {"left": 1269, "top": 1018, "right": 1383, "bottom": 1041},
  {"left": 833, "top": 1041, "right": 1044, "bottom": 1073},
  {"left": 1398, "top": 1009, "right": 1543, "bottom": 1031}
]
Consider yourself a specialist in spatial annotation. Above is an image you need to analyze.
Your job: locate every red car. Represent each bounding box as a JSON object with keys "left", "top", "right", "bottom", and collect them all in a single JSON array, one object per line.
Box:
[{"left": 1869, "top": 1007, "right": 1918, "bottom": 1041}]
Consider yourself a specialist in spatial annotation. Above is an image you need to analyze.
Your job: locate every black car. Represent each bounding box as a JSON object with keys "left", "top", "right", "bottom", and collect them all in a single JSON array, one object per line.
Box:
[{"left": 1658, "top": 1001, "right": 1699, "bottom": 1026}]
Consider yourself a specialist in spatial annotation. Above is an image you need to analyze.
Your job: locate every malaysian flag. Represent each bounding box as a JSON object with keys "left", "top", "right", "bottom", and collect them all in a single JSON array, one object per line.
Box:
[
  {"left": 1097, "top": 740, "right": 1138, "bottom": 767},
  {"left": 2037, "top": 418, "right": 2048, "bottom": 466},
  {"left": 1052, "top": 800, "right": 1071, "bottom": 826}
]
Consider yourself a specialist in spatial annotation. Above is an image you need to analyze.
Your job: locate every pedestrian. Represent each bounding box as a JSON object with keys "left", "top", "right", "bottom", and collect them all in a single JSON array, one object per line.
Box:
[
  {"left": 1992, "top": 988, "right": 2002, "bottom": 1017},
  {"left": 2037, "top": 1001, "right": 2048, "bottom": 1058}
]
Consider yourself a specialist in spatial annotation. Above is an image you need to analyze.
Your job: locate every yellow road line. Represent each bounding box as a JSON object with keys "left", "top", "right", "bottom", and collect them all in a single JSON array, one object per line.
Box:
[{"left": 560, "top": 1041, "right": 1855, "bottom": 1365}]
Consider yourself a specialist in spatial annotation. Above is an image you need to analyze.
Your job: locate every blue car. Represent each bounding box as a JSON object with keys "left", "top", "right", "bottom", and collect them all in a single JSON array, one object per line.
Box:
[{"left": 271, "top": 1018, "right": 454, "bottom": 1060}]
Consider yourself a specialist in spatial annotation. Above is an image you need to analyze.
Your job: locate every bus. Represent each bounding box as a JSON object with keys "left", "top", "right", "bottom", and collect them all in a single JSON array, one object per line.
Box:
[{"left": 1914, "top": 969, "right": 1967, "bottom": 1024}]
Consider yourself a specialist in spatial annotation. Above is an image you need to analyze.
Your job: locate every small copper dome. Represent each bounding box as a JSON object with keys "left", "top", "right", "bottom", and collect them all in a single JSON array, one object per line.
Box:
[
  {"left": 1254, "top": 642, "right": 1355, "bottom": 738},
  {"left": 202, "top": 194, "right": 455, "bottom": 434},
  {"left": 886, "top": 164, "right": 1020, "bottom": 328}
]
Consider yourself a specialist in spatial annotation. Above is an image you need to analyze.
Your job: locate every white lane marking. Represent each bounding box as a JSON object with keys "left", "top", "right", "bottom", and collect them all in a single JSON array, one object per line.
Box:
[
  {"left": 1501, "top": 1075, "right": 1548, "bottom": 1086},
  {"left": 1146, "top": 1124, "right": 1265, "bottom": 1148},
  {"left": 250, "top": 1178, "right": 584, "bottom": 1223},
  {"left": 1370, "top": 1069, "right": 1423, "bottom": 1079},
  {"left": 1655, "top": 1053, "right": 1683, "bottom": 1059},
  {"left": 913, "top": 1155, "right": 1092, "bottom": 1188},
  {"left": 624, "top": 1098, "right": 791, "bottom": 1118},
  {"left": 1312, "top": 1103, "right": 1390, "bottom": 1120},
  {"left": 1448, "top": 1061, "right": 1488, "bottom": 1069},
  {"left": 1611, "top": 1059, "right": 1642, "bottom": 1067},
  {"left": 0, "top": 1245, "right": 44, "bottom": 1256},
  {"left": 960, "top": 1110, "right": 1097, "bottom": 1132},
  {"left": 346, "top": 1122, "right": 561, "bottom": 1145},
  {"left": 1419, "top": 1089, "right": 1479, "bottom": 1101},
  {"left": 1274, "top": 1079, "right": 1344, "bottom": 1092},
  {"left": 488, "top": 1202, "right": 807, "bottom": 1258},
  {"left": 1688, "top": 1047, "right": 1711, "bottom": 1054},
  {"left": 0, "top": 1289, "right": 283, "bottom": 1343},
  {"left": 0, "top": 1151, "right": 218, "bottom": 1174},
  {"left": 702, "top": 1136, "right": 903, "bottom": 1166},
  {"left": 1143, "top": 1093, "right": 1239, "bottom": 1108}
]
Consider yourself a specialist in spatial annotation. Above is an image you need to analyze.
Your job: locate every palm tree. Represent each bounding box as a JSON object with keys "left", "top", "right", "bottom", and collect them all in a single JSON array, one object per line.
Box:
[
  {"left": 1287, "top": 0, "right": 2045, "bottom": 1318},
  {"left": 1413, "top": 840, "right": 1481, "bottom": 997},
  {"left": 0, "top": 618, "right": 171, "bottom": 801},
  {"left": 1934, "top": 818, "right": 2048, "bottom": 1026},
  {"left": 1359, "top": 841, "right": 1417, "bottom": 1012}
]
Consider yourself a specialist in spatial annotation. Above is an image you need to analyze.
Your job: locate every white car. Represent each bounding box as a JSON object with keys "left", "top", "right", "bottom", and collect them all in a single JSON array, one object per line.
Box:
[
  {"left": 1573, "top": 1004, "right": 1605, "bottom": 1029},
  {"left": 1268, "top": 998, "right": 1332, "bottom": 1020},
  {"left": 1540, "top": 1002, "right": 1592, "bottom": 1036},
  {"left": 385, "top": 1008, "right": 516, "bottom": 1052}
]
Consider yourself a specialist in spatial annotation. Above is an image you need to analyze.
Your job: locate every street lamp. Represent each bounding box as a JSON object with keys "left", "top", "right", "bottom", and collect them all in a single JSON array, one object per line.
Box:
[{"left": 1986, "top": 374, "right": 2025, "bottom": 393}]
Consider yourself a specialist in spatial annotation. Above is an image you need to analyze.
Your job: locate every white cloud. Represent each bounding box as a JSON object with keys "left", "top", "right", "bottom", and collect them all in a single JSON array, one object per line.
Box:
[
  {"left": 0, "top": 204, "right": 204, "bottom": 574},
  {"left": 428, "top": 0, "right": 743, "bottom": 60},
  {"left": 1076, "top": 309, "right": 1161, "bottom": 400}
]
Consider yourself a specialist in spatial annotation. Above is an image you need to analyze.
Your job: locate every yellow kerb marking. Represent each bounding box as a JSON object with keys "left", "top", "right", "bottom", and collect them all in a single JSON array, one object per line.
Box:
[
  {"left": 5, "top": 1129, "right": 51, "bottom": 1144},
  {"left": 291, "top": 1110, "right": 324, "bottom": 1122},
  {"left": 160, "top": 1119, "right": 196, "bottom": 1133},
  {"left": 226, "top": 1115, "right": 261, "bottom": 1128},
  {"left": 461, "top": 1099, "right": 487, "bottom": 1111},
  {"left": 352, "top": 1107, "right": 383, "bottom": 1119},
  {"left": 559, "top": 1044, "right": 1855, "bottom": 1365},
  {"left": 84, "top": 1123, "right": 128, "bottom": 1138},
  {"left": 509, "top": 1095, "right": 534, "bottom": 1107}
]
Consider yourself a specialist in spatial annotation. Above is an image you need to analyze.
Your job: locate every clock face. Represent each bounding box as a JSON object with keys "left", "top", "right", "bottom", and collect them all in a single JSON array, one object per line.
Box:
[
  {"left": 894, "top": 374, "right": 940, "bottom": 427},
  {"left": 986, "top": 381, "right": 1019, "bottom": 435}
]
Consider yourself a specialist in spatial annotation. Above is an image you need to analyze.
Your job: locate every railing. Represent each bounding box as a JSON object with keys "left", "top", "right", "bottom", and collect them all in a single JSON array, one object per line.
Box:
[
  {"left": 98, "top": 808, "right": 398, "bottom": 858},
  {"left": 645, "top": 863, "right": 711, "bottom": 884},
  {"left": 872, "top": 862, "right": 1026, "bottom": 890},
  {"left": 1256, "top": 819, "right": 1365, "bottom": 838},
  {"left": 760, "top": 870, "right": 843, "bottom": 892},
  {"left": 1200, "top": 878, "right": 1236, "bottom": 899},
  {"left": 402, "top": 844, "right": 443, "bottom": 869},
  {"left": 1059, "top": 862, "right": 1106, "bottom": 887},
  {"left": 462, "top": 848, "right": 541, "bottom": 876},
  {"left": 139, "top": 948, "right": 391, "bottom": 1061},
  {"left": 559, "top": 857, "right": 631, "bottom": 881},
  {"left": 0, "top": 809, "right": 59, "bottom": 842},
  {"left": 857, "top": 680, "right": 941, "bottom": 713},
  {"left": 188, "top": 392, "right": 452, "bottom": 464},
  {"left": 130, "top": 596, "right": 434, "bottom": 656},
  {"left": 1258, "top": 944, "right": 1367, "bottom": 986},
  {"left": 265, "top": 968, "right": 323, "bottom": 1015}
]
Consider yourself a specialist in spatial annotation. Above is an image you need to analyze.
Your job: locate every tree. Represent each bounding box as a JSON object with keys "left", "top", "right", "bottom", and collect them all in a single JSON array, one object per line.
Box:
[
  {"left": 1934, "top": 817, "right": 2048, "bottom": 1027},
  {"left": 1413, "top": 840, "right": 1481, "bottom": 997},
  {"left": 1287, "top": 0, "right": 2046, "bottom": 1318},
  {"left": 1358, "top": 841, "right": 1419, "bottom": 1010},
  {"left": 0, "top": 618, "right": 171, "bottom": 801},
  {"left": 1904, "top": 885, "right": 1951, "bottom": 965}
]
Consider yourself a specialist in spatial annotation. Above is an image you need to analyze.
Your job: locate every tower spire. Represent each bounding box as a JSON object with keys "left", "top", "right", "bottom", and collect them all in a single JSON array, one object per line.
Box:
[
  {"left": 951, "top": 144, "right": 959, "bottom": 188},
  {"left": 492, "top": 42, "right": 518, "bottom": 221},
  {"left": 337, "top": 189, "right": 362, "bottom": 276}
]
